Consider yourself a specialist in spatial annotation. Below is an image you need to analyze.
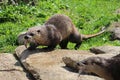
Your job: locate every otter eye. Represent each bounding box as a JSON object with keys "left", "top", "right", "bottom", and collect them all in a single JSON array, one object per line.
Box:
[
  {"left": 37, "top": 30, "right": 40, "bottom": 33},
  {"left": 29, "top": 33, "right": 34, "bottom": 36}
]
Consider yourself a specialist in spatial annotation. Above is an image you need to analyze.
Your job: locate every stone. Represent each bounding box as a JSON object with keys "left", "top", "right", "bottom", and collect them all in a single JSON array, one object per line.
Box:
[
  {"left": 108, "top": 22, "right": 120, "bottom": 40},
  {"left": 90, "top": 46, "right": 120, "bottom": 55},
  {"left": 115, "top": 8, "right": 120, "bottom": 14},
  {"left": 78, "top": 75, "right": 104, "bottom": 80},
  {"left": 110, "top": 27, "right": 120, "bottom": 40},
  {"left": 108, "top": 22, "right": 120, "bottom": 31},
  {"left": 0, "top": 53, "right": 29, "bottom": 80},
  {"left": 15, "top": 45, "right": 105, "bottom": 80},
  {"left": 17, "top": 32, "right": 26, "bottom": 45}
]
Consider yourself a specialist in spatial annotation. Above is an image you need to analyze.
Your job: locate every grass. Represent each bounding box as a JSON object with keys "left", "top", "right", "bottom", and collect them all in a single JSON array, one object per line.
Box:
[{"left": 0, "top": 0, "right": 120, "bottom": 53}]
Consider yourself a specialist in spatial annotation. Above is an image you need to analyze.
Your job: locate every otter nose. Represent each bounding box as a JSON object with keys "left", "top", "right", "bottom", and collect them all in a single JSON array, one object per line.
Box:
[{"left": 24, "top": 36, "right": 29, "bottom": 39}]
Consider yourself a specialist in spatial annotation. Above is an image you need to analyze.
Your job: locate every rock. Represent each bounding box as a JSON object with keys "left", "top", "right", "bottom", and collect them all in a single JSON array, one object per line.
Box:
[
  {"left": 108, "top": 22, "right": 120, "bottom": 31},
  {"left": 108, "top": 22, "right": 120, "bottom": 40},
  {"left": 17, "top": 32, "right": 26, "bottom": 45},
  {"left": 15, "top": 45, "right": 105, "bottom": 80},
  {"left": 0, "top": 53, "right": 29, "bottom": 80},
  {"left": 110, "top": 27, "right": 120, "bottom": 40},
  {"left": 115, "top": 8, "right": 120, "bottom": 14},
  {"left": 90, "top": 46, "right": 120, "bottom": 55},
  {"left": 78, "top": 75, "right": 104, "bottom": 80}
]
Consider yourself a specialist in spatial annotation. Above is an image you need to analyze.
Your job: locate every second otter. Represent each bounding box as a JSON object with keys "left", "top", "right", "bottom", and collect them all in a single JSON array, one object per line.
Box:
[{"left": 63, "top": 54, "right": 120, "bottom": 80}]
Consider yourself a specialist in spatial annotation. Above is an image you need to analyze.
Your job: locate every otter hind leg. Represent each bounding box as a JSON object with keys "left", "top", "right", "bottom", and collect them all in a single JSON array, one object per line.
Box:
[
  {"left": 69, "top": 33, "right": 82, "bottom": 49},
  {"left": 59, "top": 40, "right": 68, "bottom": 49}
]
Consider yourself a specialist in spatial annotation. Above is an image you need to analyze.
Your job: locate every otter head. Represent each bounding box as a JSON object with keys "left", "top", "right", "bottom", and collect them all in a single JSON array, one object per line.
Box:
[
  {"left": 77, "top": 57, "right": 108, "bottom": 75},
  {"left": 24, "top": 25, "right": 50, "bottom": 48}
]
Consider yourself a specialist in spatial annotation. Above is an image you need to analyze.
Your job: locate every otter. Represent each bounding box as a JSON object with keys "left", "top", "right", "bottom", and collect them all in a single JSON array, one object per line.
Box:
[
  {"left": 18, "top": 14, "right": 105, "bottom": 50},
  {"left": 62, "top": 54, "right": 120, "bottom": 80}
]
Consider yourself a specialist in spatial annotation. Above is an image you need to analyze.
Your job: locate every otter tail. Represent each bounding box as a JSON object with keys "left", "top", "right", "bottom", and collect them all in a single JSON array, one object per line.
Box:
[{"left": 82, "top": 27, "right": 106, "bottom": 40}]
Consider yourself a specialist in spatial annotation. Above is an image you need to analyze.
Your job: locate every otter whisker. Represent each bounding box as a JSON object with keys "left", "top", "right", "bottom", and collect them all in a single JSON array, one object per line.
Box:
[
  {"left": 24, "top": 40, "right": 28, "bottom": 48},
  {"left": 78, "top": 69, "right": 82, "bottom": 77}
]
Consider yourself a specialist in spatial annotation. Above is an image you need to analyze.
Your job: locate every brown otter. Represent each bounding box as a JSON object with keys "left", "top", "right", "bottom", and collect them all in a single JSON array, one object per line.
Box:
[
  {"left": 62, "top": 54, "right": 120, "bottom": 80},
  {"left": 19, "top": 14, "right": 105, "bottom": 50}
]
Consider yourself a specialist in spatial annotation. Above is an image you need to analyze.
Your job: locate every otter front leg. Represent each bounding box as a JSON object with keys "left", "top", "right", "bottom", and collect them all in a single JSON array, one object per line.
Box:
[
  {"left": 59, "top": 39, "right": 68, "bottom": 49},
  {"left": 42, "top": 44, "right": 57, "bottom": 50},
  {"left": 69, "top": 33, "right": 82, "bottom": 49},
  {"left": 75, "top": 42, "right": 82, "bottom": 50},
  {"left": 62, "top": 57, "right": 80, "bottom": 72},
  {"left": 46, "top": 45, "right": 57, "bottom": 50},
  {"left": 28, "top": 43, "right": 38, "bottom": 50}
]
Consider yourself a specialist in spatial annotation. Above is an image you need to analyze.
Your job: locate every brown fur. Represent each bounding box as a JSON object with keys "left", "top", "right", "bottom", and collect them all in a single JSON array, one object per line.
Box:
[
  {"left": 22, "top": 14, "right": 105, "bottom": 50},
  {"left": 63, "top": 54, "right": 120, "bottom": 80},
  {"left": 77, "top": 55, "right": 120, "bottom": 80}
]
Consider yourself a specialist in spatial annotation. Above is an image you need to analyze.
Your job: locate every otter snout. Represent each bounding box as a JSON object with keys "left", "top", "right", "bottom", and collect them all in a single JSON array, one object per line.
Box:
[
  {"left": 24, "top": 33, "right": 34, "bottom": 39},
  {"left": 23, "top": 33, "right": 35, "bottom": 48},
  {"left": 24, "top": 35, "right": 32, "bottom": 40},
  {"left": 24, "top": 36, "right": 29, "bottom": 39}
]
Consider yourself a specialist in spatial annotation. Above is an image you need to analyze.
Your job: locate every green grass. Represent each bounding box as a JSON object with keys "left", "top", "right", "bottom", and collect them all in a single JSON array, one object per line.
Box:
[{"left": 0, "top": 0, "right": 120, "bottom": 53}]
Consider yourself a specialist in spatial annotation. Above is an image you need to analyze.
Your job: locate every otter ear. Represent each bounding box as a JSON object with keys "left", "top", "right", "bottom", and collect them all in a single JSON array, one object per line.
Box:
[{"left": 17, "top": 32, "right": 27, "bottom": 45}]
